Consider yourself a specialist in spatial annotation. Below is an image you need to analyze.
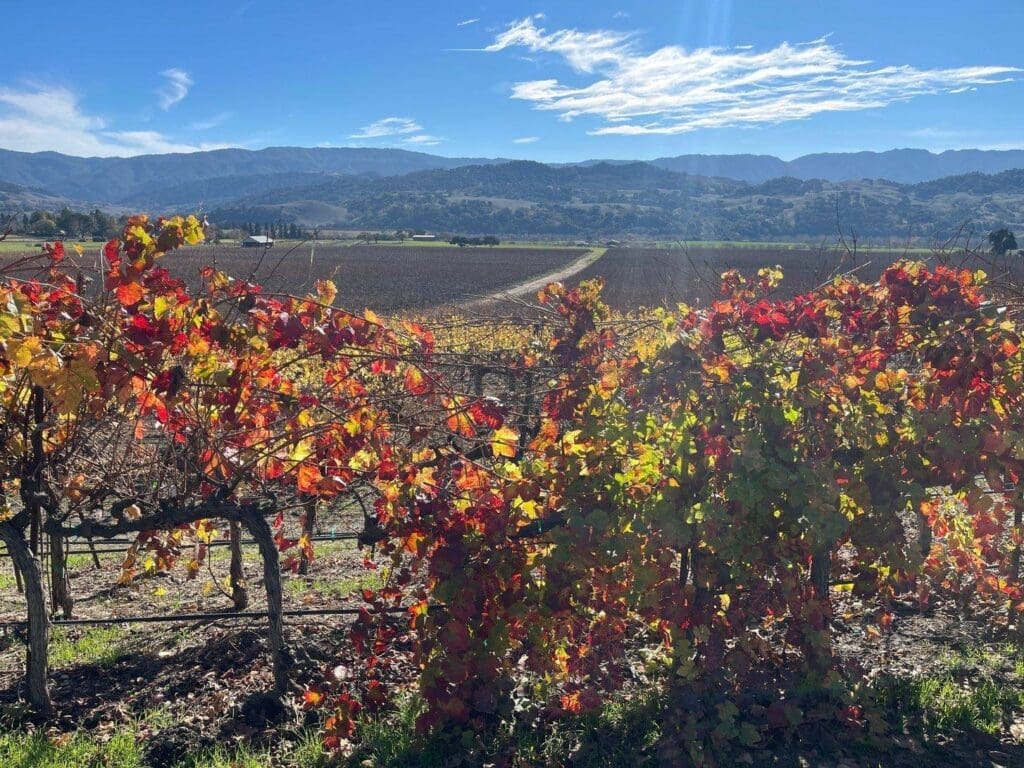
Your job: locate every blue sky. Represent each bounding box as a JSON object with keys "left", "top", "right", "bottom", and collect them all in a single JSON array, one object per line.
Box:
[{"left": 0, "top": 0, "right": 1021, "bottom": 160}]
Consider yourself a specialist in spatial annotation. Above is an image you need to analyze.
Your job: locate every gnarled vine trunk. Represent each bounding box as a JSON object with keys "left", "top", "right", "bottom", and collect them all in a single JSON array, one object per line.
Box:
[
  {"left": 49, "top": 532, "right": 73, "bottom": 618},
  {"left": 228, "top": 519, "right": 248, "bottom": 610},
  {"left": 0, "top": 523, "right": 50, "bottom": 713},
  {"left": 239, "top": 509, "right": 289, "bottom": 694},
  {"left": 808, "top": 541, "right": 834, "bottom": 674}
]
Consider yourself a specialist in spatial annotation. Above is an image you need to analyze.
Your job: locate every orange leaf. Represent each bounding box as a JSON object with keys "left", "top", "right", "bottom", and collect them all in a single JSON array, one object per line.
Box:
[
  {"left": 297, "top": 463, "right": 323, "bottom": 494},
  {"left": 116, "top": 281, "right": 144, "bottom": 306},
  {"left": 404, "top": 366, "right": 431, "bottom": 395},
  {"left": 403, "top": 531, "right": 425, "bottom": 554}
]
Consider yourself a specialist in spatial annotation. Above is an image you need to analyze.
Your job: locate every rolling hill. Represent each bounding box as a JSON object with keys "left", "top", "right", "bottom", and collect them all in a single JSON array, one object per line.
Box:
[
  {"left": 208, "top": 162, "right": 1024, "bottom": 241},
  {"left": 0, "top": 146, "right": 1021, "bottom": 241},
  {"left": 0, "top": 147, "right": 1022, "bottom": 210}
]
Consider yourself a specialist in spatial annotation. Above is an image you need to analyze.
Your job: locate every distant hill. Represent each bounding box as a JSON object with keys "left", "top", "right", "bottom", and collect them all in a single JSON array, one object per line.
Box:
[
  {"left": 1, "top": 146, "right": 1022, "bottom": 240},
  {"left": 0, "top": 147, "right": 508, "bottom": 205},
  {"left": 0, "top": 180, "right": 97, "bottom": 214},
  {"left": 0, "top": 147, "right": 1022, "bottom": 211},
  {"left": 132, "top": 171, "right": 346, "bottom": 209},
  {"left": 649, "top": 148, "right": 1024, "bottom": 184},
  {"left": 209, "top": 161, "right": 1024, "bottom": 240}
]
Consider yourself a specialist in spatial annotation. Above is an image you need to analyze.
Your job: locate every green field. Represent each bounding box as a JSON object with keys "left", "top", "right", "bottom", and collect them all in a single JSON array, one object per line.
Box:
[{"left": 0, "top": 238, "right": 106, "bottom": 254}]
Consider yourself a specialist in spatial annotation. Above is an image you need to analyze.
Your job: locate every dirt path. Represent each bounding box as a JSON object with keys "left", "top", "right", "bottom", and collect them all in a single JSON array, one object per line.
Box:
[{"left": 464, "top": 247, "right": 605, "bottom": 307}]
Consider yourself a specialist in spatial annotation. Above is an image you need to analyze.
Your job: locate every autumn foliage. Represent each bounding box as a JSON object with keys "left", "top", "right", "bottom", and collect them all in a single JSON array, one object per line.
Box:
[{"left": 2, "top": 218, "right": 1024, "bottom": 757}]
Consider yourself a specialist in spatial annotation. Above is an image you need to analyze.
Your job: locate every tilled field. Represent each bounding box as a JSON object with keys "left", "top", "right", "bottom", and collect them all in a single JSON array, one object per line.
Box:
[
  {"left": 160, "top": 244, "right": 584, "bottom": 312},
  {"left": 570, "top": 246, "right": 922, "bottom": 310}
]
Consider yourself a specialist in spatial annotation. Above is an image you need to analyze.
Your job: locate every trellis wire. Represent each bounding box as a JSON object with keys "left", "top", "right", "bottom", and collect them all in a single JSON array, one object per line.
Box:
[
  {"left": 0, "top": 603, "right": 436, "bottom": 629},
  {"left": 0, "top": 532, "right": 362, "bottom": 559}
]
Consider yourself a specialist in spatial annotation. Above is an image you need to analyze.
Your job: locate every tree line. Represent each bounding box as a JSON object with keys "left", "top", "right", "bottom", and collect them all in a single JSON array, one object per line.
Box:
[
  {"left": 2, "top": 208, "right": 120, "bottom": 239},
  {"left": 449, "top": 234, "right": 500, "bottom": 247},
  {"left": 237, "top": 221, "right": 309, "bottom": 239}
]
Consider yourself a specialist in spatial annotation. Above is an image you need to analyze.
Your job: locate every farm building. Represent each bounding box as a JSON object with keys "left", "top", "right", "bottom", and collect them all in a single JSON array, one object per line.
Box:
[
  {"left": 242, "top": 235, "right": 274, "bottom": 247},
  {"left": 411, "top": 234, "right": 437, "bottom": 242}
]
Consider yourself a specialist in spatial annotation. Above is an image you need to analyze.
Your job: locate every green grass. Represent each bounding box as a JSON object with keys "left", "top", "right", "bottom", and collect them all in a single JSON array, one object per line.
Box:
[
  {"left": 1, "top": 655, "right": 1019, "bottom": 768},
  {"left": 306, "top": 538, "right": 358, "bottom": 555},
  {"left": 0, "top": 725, "right": 334, "bottom": 768},
  {"left": 345, "top": 690, "right": 664, "bottom": 768},
  {"left": 284, "top": 569, "right": 383, "bottom": 600},
  {"left": 0, "top": 728, "right": 142, "bottom": 768},
  {"left": 65, "top": 551, "right": 119, "bottom": 570},
  {"left": 879, "top": 675, "right": 1019, "bottom": 735},
  {"left": 0, "top": 692, "right": 664, "bottom": 768},
  {"left": 49, "top": 626, "right": 131, "bottom": 668},
  {"left": 875, "top": 647, "right": 1024, "bottom": 737},
  {"left": 0, "top": 239, "right": 105, "bottom": 254},
  {"left": 0, "top": 566, "right": 17, "bottom": 590}
]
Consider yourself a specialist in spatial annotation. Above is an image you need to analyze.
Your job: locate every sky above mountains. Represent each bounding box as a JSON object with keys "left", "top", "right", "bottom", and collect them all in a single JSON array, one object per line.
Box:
[{"left": 1, "top": 0, "right": 1021, "bottom": 161}]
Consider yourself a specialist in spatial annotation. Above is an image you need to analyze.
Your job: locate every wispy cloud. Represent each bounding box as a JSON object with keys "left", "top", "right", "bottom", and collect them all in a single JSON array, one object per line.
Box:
[
  {"left": 0, "top": 84, "right": 230, "bottom": 156},
  {"left": 513, "top": 136, "right": 540, "bottom": 143},
  {"left": 403, "top": 134, "right": 444, "bottom": 146},
  {"left": 350, "top": 117, "right": 423, "bottom": 139},
  {"left": 483, "top": 17, "right": 1020, "bottom": 136},
  {"left": 907, "top": 127, "right": 965, "bottom": 140},
  {"left": 157, "top": 68, "right": 193, "bottom": 110},
  {"left": 457, "top": 17, "right": 480, "bottom": 27},
  {"left": 350, "top": 116, "right": 444, "bottom": 146},
  {"left": 190, "top": 112, "right": 232, "bottom": 131}
]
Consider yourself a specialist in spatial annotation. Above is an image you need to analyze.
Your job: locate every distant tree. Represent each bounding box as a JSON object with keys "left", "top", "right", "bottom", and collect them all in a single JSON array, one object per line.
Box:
[
  {"left": 31, "top": 218, "right": 57, "bottom": 237},
  {"left": 989, "top": 228, "right": 1018, "bottom": 256}
]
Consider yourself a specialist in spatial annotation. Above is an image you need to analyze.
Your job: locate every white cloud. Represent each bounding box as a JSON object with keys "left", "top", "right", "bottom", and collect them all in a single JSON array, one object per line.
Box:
[
  {"left": 907, "top": 127, "right": 964, "bottom": 140},
  {"left": 350, "top": 117, "right": 423, "bottom": 139},
  {"left": 513, "top": 136, "right": 540, "bottom": 143},
  {"left": 403, "top": 134, "right": 444, "bottom": 146},
  {"left": 350, "top": 117, "right": 444, "bottom": 146},
  {"left": 189, "top": 112, "right": 232, "bottom": 131},
  {"left": 0, "top": 84, "right": 229, "bottom": 157},
  {"left": 484, "top": 17, "right": 1020, "bottom": 136},
  {"left": 457, "top": 17, "right": 480, "bottom": 26},
  {"left": 485, "top": 15, "right": 631, "bottom": 74},
  {"left": 157, "top": 68, "right": 193, "bottom": 110}
]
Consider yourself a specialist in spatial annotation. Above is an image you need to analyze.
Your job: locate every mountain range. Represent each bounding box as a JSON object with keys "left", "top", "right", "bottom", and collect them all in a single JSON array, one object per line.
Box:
[{"left": 0, "top": 146, "right": 1022, "bottom": 240}]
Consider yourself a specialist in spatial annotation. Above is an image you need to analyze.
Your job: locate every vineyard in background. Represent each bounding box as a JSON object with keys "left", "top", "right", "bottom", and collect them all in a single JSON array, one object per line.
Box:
[{"left": 1, "top": 218, "right": 1024, "bottom": 766}]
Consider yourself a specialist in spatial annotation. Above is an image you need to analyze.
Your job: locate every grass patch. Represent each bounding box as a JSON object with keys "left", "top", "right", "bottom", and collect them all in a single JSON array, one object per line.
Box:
[
  {"left": 50, "top": 625, "right": 131, "bottom": 668},
  {"left": 0, "top": 239, "right": 105, "bottom": 254},
  {"left": 65, "top": 551, "right": 122, "bottom": 571},
  {"left": 0, "top": 567, "right": 17, "bottom": 590},
  {"left": 284, "top": 569, "right": 383, "bottom": 600},
  {"left": 346, "top": 689, "right": 664, "bottom": 768},
  {"left": 876, "top": 648, "right": 1024, "bottom": 737},
  {"left": 879, "top": 675, "right": 1018, "bottom": 735},
  {"left": 0, "top": 728, "right": 142, "bottom": 768},
  {"left": 0, "top": 723, "right": 330, "bottom": 768}
]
